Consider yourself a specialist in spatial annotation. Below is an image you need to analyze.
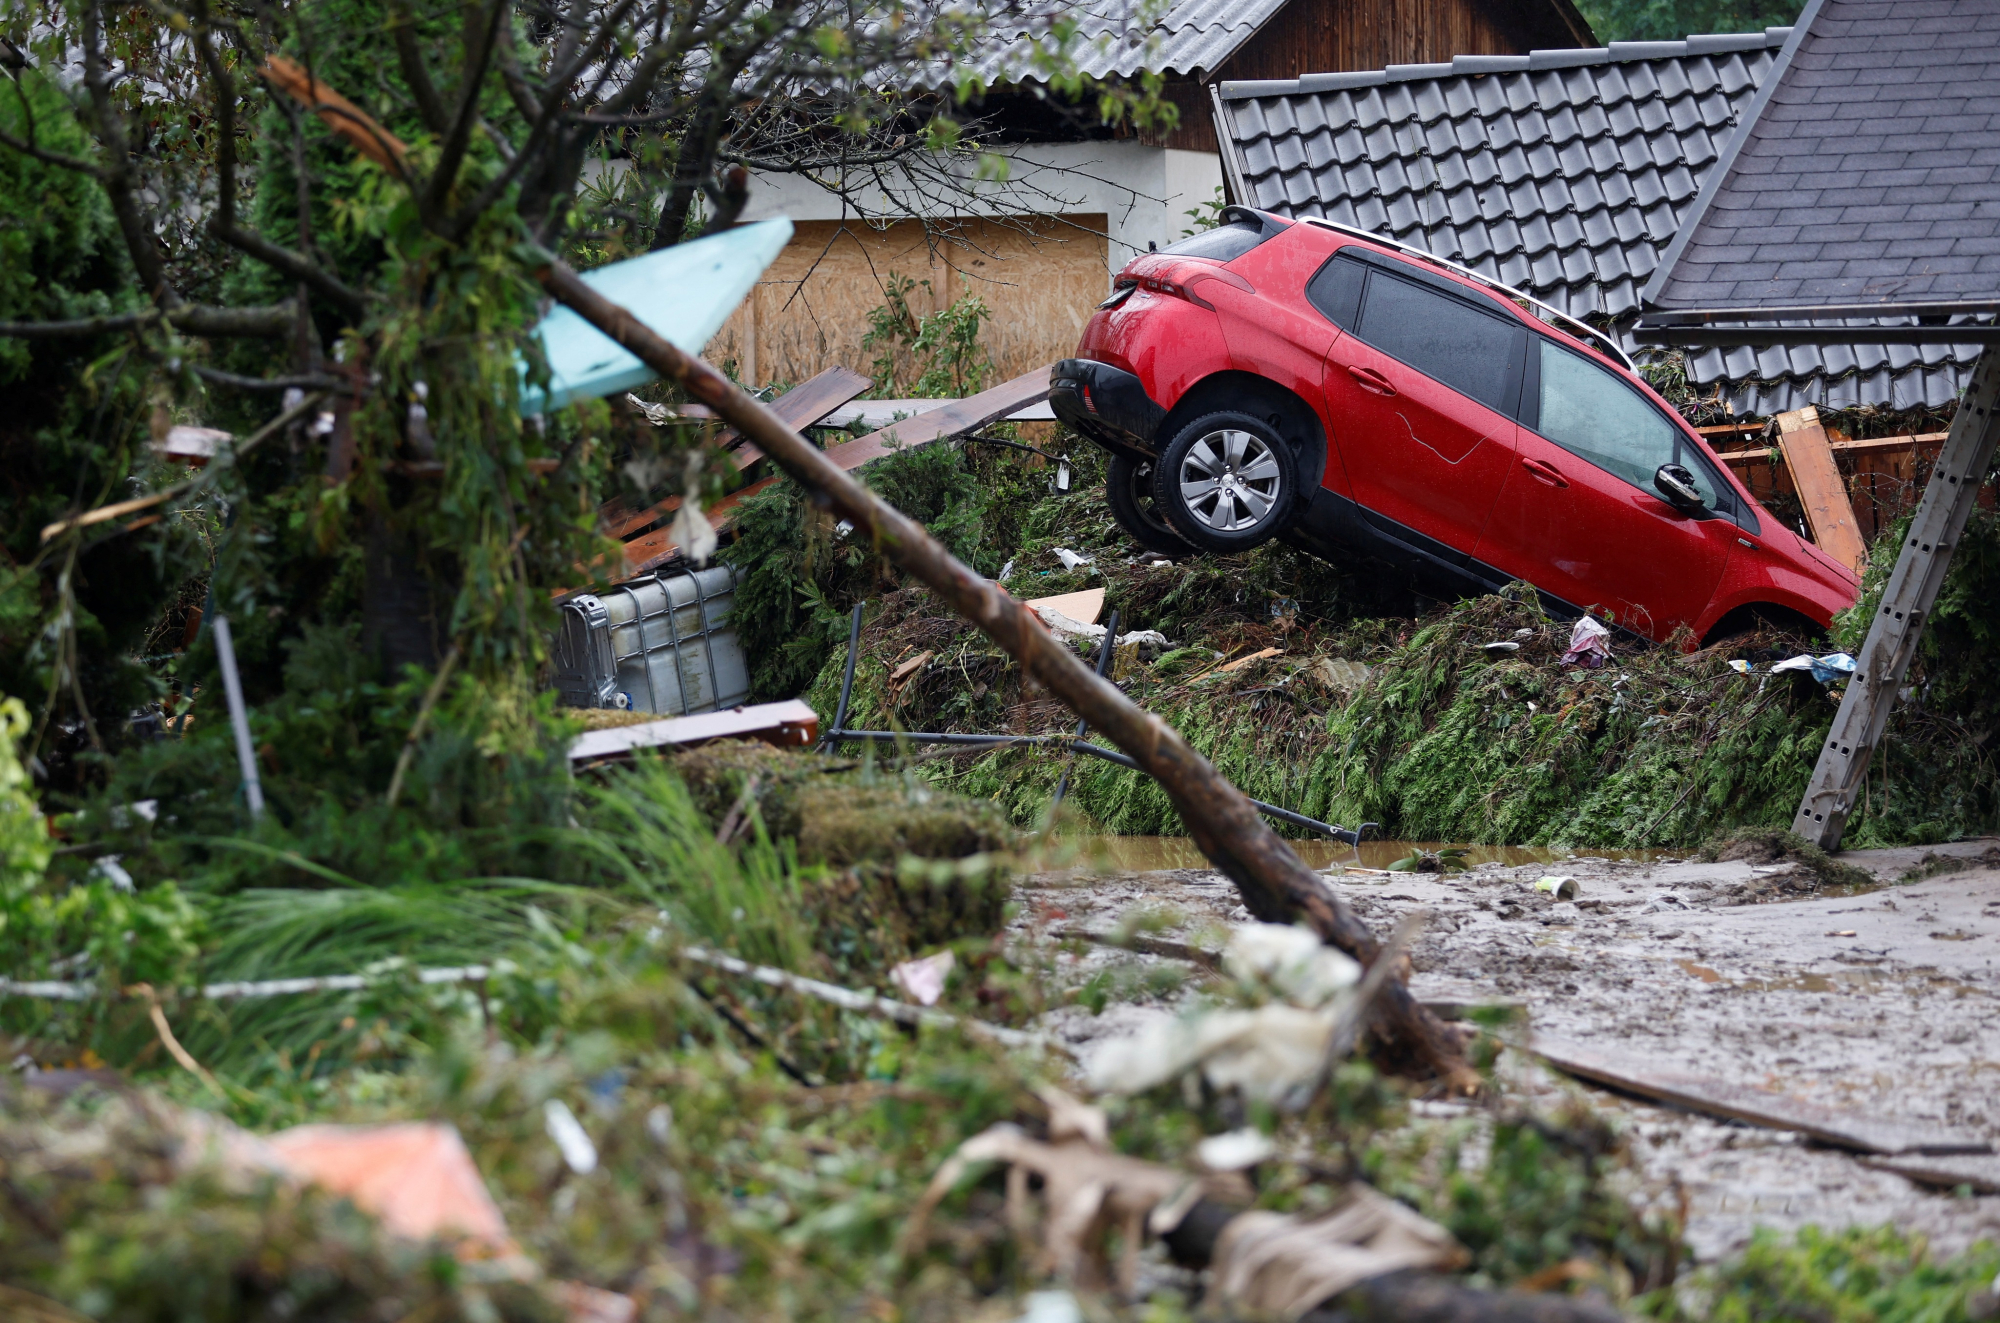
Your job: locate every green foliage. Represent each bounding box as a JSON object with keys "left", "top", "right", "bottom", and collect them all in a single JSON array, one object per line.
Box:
[
  {"left": 0, "top": 70, "right": 182, "bottom": 755},
  {"left": 1572, "top": 0, "right": 1804, "bottom": 42},
  {"left": 721, "top": 440, "right": 1006, "bottom": 703},
  {"left": 1643, "top": 1225, "right": 2000, "bottom": 1323},
  {"left": 0, "top": 696, "right": 204, "bottom": 989},
  {"left": 859, "top": 272, "right": 995, "bottom": 398},
  {"left": 1380, "top": 1103, "right": 1682, "bottom": 1293}
]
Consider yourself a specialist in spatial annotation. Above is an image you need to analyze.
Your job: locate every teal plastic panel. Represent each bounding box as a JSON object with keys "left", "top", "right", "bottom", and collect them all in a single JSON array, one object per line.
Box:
[{"left": 521, "top": 217, "right": 793, "bottom": 415}]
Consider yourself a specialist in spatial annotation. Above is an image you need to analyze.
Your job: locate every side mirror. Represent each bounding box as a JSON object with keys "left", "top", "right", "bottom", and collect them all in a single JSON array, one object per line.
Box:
[{"left": 1654, "top": 463, "right": 1710, "bottom": 517}]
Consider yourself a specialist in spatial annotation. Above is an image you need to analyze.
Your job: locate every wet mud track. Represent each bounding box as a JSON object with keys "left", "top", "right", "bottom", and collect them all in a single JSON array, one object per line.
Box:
[{"left": 1015, "top": 839, "right": 2000, "bottom": 1261}]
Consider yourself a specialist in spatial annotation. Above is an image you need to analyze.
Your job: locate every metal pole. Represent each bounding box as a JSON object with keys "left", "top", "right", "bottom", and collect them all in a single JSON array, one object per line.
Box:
[
  {"left": 1794, "top": 348, "right": 2000, "bottom": 850},
  {"left": 819, "top": 601, "right": 865, "bottom": 752},
  {"left": 1051, "top": 609, "right": 1118, "bottom": 811},
  {"left": 209, "top": 614, "right": 265, "bottom": 820}
]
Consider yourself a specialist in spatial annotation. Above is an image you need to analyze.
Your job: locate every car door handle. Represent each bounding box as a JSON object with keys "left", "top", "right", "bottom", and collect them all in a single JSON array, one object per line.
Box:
[
  {"left": 1345, "top": 365, "right": 1397, "bottom": 396},
  {"left": 1522, "top": 458, "right": 1568, "bottom": 488}
]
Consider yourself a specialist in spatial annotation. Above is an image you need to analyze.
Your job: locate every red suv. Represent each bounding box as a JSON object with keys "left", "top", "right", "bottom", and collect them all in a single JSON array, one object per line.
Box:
[{"left": 1049, "top": 208, "right": 1860, "bottom": 645}]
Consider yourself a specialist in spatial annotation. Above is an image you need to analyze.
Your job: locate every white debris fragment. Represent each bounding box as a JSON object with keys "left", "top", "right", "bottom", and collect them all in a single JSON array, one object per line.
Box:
[
  {"left": 889, "top": 950, "right": 955, "bottom": 1006},
  {"left": 543, "top": 1099, "right": 598, "bottom": 1174}
]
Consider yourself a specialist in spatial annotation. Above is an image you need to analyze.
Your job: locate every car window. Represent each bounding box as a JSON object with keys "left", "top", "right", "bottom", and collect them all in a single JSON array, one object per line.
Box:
[
  {"left": 1305, "top": 253, "right": 1366, "bottom": 329},
  {"left": 1157, "top": 219, "right": 1268, "bottom": 263},
  {"left": 1532, "top": 341, "right": 1734, "bottom": 516},
  {"left": 1354, "top": 271, "right": 1525, "bottom": 415}
]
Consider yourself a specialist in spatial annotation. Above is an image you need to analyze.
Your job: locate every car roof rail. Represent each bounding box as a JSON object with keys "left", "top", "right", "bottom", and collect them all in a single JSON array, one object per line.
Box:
[{"left": 1298, "top": 217, "right": 1638, "bottom": 374}]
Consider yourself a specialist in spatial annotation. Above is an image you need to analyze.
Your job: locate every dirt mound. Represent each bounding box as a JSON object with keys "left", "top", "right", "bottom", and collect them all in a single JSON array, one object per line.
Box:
[{"left": 1701, "top": 826, "right": 1876, "bottom": 891}]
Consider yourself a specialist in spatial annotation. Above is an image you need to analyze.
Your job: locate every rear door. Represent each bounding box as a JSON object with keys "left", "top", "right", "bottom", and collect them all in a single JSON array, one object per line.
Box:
[
  {"left": 1314, "top": 255, "right": 1527, "bottom": 554},
  {"left": 1476, "top": 338, "right": 1737, "bottom": 638}
]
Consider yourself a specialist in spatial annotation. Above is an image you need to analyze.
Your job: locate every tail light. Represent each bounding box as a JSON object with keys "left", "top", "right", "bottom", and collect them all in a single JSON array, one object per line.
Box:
[{"left": 1117, "top": 258, "right": 1254, "bottom": 310}]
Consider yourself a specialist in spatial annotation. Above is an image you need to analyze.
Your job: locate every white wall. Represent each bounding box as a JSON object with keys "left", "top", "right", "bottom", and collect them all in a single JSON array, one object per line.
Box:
[{"left": 733, "top": 141, "right": 1225, "bottom": 282}]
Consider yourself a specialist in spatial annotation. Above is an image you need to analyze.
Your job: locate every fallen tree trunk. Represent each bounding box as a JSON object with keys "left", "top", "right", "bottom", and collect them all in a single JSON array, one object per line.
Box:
[{"left": 533, "top": 257, "right": 1476, "bottom": 1091}]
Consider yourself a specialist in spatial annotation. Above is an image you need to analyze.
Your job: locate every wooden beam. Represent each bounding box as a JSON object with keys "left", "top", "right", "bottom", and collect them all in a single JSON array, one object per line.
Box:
[
  {"left": 1775, "top": 406, "right": 1870, "bottom": 575},
  {"left": 1529, "top": 1036, "right": 1990, "bottom": 1156}
]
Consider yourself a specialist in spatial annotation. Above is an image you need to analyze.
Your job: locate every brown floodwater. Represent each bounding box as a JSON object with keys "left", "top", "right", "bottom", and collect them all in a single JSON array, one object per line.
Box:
[{"left": 1050, "top": 834, "right": 1678, "bottom": 873}]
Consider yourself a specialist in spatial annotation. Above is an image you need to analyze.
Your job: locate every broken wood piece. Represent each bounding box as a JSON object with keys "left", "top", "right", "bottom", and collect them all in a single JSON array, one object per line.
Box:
[
  {"left": 888, "top": 650, "right": 933, "bottom": 684},
  {"left": 1527, "top": 1035, "right": 1991, "bottom": 1156},
  {"left": 1775, "top": 406, "right": 1870, "bottom": 575},
  {"left": 1024, "top": 587, "right": 1105, "bottom": 626},
  {"left": 1220, "top": 647, "right": 1284, "bottom": 674},
  {"left": 566, "top": 699, "right": 817, "bottom": 763},
  {"left": 723, "top": 364, "right": 872, "bottom": 470},
  {"left": 260, "top": 56, "right": 409, "bottom": 171},
  {"left": 1860, "top": 1152, "right": 2000, "bottom": 1194}
]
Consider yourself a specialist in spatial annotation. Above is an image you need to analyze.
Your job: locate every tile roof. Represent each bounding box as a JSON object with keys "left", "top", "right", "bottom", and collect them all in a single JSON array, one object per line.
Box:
[
  {"left": 1645, "top": 0, "right": 2000, "bottom": 318},
  {"left": 1215, "top": 30, "right": 1983, "bottom": 415},
  {"left": 919, "top": 0, "right": 1291, "bottom": 89}
]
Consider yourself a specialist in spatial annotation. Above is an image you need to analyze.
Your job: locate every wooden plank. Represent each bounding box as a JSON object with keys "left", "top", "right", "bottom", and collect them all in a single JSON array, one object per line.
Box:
[
  {"left": 603, "top": 365, "right": 873, "bottom": 542},
  {"left": 1830, "top": 430, "right": 1949, "bottom": 456},
  {"left": 567, "top": 699, "right": 819, "bottom": 762},
  {"left": 1775, "top": 406, "right": 1870, "bottom": 576},
  {"left": 724, "top": 364, "right": 872, "bottom": 470},
  {"left": 1527, "top": 1035, "right": 1992, "bottom": 1156},
  {"left": 814, "top": 366, "right": 1054, "bottom": 473},
  {"left": 1861, "top": 1153, "right": 2000, "bottom": 1194}
]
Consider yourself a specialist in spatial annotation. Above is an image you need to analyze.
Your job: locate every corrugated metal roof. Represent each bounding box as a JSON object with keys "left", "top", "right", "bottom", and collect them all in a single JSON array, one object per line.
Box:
[
  {"left": 1646, "top": 0, "right": 2000, "bottom": 318},
  {"left": 918, "top": 0, "right": 1291, "bottom": 89},
  {"left": 1215, "top": 31, "right": 1984, "bottom": 415}
]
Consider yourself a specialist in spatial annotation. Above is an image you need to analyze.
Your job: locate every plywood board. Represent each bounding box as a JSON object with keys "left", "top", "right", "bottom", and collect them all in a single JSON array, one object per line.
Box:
[
  {"left": 1775, "top": 406, "right": 1870, "bottom": 575},
  {"left": 1527, "top": 1035, "right": 1991, "bottom": 1156},
  {"left": 1024, "top": 588, "right": 1105, "bottom": 625},
  {"left": 704, "top": 216, "right": 1108, "bottom": 389}
]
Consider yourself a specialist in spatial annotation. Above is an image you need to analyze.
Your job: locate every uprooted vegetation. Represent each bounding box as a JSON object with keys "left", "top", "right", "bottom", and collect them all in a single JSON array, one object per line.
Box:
[{"left": 802, "top": 442, "right": 2000, "bottom": 849}]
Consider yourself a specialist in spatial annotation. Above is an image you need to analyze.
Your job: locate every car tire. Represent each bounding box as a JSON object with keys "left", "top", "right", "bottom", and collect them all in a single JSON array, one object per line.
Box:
[
  {"left": 1150, "top": 411, "right": 1299, "bottom": 553},
  {"left": 1106, "top": 453, "right": 1194, "bottom": 557}
]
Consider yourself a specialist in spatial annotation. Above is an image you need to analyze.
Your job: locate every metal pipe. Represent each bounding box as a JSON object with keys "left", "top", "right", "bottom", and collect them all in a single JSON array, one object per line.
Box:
[
  {"left": 209, "top": 614, "right": 265, "bottom": 820},
  {"left": 1067, "top": 740, "right": 1360, "bottom": 843},
  {"left": 819, "top": 601, "right": 865, "bottom": 752}
]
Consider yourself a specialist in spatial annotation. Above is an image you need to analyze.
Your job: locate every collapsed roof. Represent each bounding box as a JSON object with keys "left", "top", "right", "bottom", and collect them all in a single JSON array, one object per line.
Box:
[{"left": 1213, "top": 29, "right": 1986, "bottom": 415}]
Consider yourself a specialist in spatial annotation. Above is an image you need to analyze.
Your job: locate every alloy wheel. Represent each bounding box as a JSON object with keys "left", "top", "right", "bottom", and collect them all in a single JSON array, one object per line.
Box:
[{"left": 1176, "top": 428, "right": 1284, "bottom": 532}]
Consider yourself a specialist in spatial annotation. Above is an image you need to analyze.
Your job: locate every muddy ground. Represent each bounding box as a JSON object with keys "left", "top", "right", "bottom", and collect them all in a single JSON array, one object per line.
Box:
[{"left": 1015, "top": 838, "right": 2000, "bottom": 1262}]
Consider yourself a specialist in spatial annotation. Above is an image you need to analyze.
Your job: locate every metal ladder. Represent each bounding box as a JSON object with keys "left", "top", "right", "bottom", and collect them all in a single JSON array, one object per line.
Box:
[{"left": 1795, "top": 348, "right": 2000, "bottom": 850}]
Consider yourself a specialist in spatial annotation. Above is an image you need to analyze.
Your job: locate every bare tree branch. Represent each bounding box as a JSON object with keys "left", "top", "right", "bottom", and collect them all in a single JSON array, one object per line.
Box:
[
  {"left": 194, "top": 11, "right": 368, "bottom": 319},
  {"left": 80, "top": 0, "right": 175, "bottom": 306},
  {"left": 0, "top": 302, "right": 297, "bottom": 339},
  {"left": 419, "top": 0, "right": 510, "bottom": 224},
  {"left": 389, "top": 5, "right": 450, "bottom": 134}
]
